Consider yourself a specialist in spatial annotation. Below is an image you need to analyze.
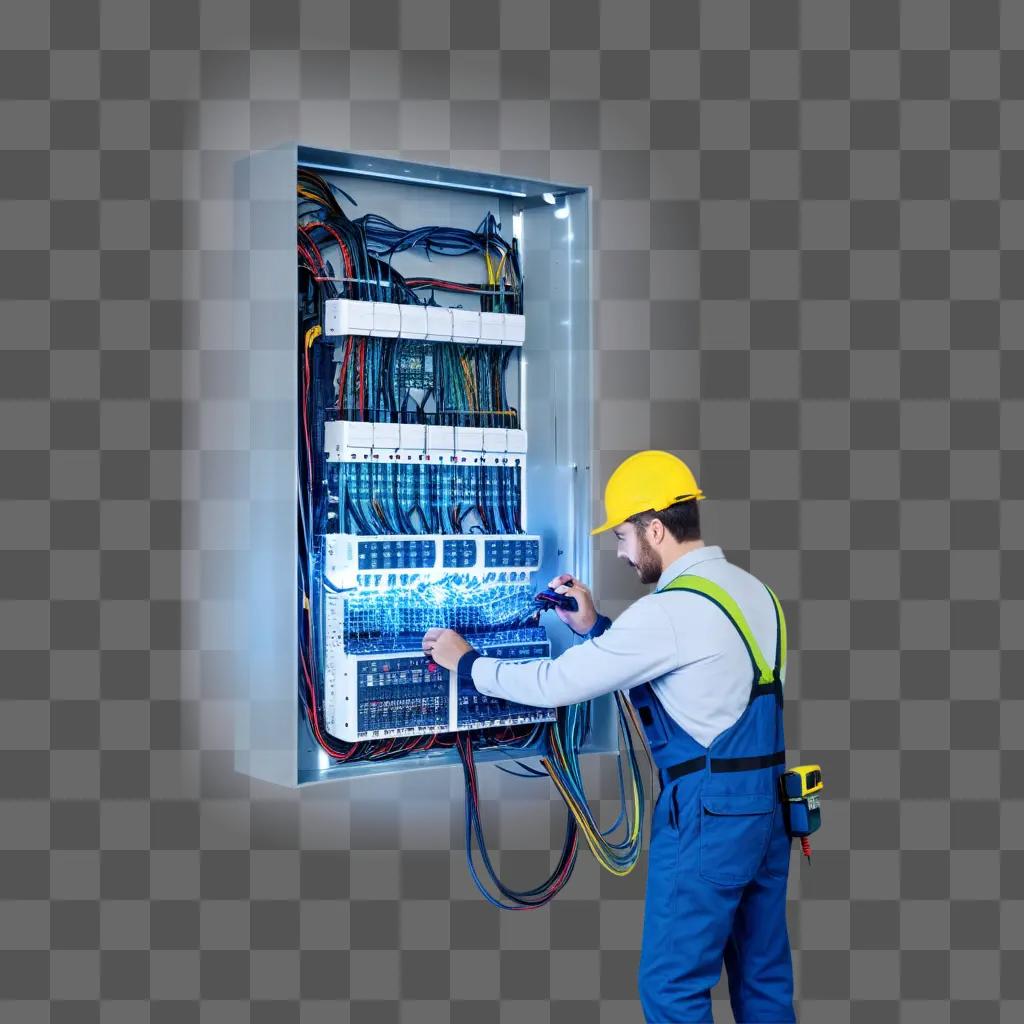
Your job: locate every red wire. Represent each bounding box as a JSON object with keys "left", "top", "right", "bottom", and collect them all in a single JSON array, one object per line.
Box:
[
  {"left": 297, "top": 232, "right": 328, "bottom": 276},
  {"left": 297, "top": 243, "right": 321, "bottom": 272},
  {"left": 297, "top": 224, "right": 327, "bottom": 267},
  {"left": 302, "top": 221, "right": 353, "bottom": 284},
  {"left": 459, "top": 732, "right": 576, "bottom": 907},
  {"left": 301, "top": 645, "right": 357, "bottom": 761},
  {"left": 405, "top": 278, "right": 489, "bottom": 293},
  {"left": 299, "top": 233, "right": 358, "bottom": 763}
]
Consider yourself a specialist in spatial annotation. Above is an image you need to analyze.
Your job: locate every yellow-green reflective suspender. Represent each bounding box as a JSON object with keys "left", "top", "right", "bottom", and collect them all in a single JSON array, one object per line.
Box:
[{"left": 658, "top": 574, "right": 785, "bottom": 688}]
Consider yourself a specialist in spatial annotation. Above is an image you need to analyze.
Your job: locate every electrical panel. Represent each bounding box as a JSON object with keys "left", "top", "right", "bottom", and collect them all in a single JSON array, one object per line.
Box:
[{"left": 235, "top": 146, "right": 612, "bottom": 787}]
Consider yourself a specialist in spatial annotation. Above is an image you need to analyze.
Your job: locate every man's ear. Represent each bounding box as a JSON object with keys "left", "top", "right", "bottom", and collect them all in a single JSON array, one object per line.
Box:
[{"left": 648, "top": 518, "right": 665, "bottom": 544}]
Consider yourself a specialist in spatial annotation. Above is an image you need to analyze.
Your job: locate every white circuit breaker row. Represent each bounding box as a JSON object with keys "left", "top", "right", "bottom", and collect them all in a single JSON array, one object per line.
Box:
[
  {"left": 323, "top": 532, "right": 543, "bottom": 589},
  {"left": 324, "top": 421, "right": 528, "bottom": 464},
  {"left": 325, "top": 298, "right": 525, "bottom": 345},
  {"left": 322, "top": 638, "right": 556, "bottom": 742}
]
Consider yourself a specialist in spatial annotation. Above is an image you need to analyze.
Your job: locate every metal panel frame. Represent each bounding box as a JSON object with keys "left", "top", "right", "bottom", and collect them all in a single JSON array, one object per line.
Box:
[{"left": 232, "top": 144, "right": 614, "bottom": 787}]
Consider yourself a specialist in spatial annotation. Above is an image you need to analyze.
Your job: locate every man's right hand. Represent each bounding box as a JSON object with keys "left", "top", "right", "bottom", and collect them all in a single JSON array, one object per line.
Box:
[{"left": 547, "top": 573, "right": 598, "bottom": 636}]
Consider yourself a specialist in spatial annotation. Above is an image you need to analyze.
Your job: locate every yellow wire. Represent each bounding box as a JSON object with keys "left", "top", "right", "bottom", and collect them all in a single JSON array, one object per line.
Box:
[
  {"left": 542, "top": 759, "right": 641, "bottom": 876},
  {"left": 539, "top": 706, "right": 643, "bottom": 876},
  {"left": 564, "top": 705, "right": 643, "bottom": 859},
  {"left": 459, "top": 355, "right": 478, "bottom": 409}
]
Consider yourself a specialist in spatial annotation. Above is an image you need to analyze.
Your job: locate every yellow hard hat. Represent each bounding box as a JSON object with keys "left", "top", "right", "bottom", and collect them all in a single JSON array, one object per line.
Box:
[{"left": 591, "top": 450, "right": 705, "bottom": 536}]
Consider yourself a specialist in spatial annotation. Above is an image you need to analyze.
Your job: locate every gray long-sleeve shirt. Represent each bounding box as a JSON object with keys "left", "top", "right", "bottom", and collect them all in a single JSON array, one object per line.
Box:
[{"left": 466, "top": 544, "right": 785, "bottom": 748}]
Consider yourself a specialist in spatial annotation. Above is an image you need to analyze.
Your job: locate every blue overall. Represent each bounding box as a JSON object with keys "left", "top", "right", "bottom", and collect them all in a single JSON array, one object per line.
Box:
[{"left": 628, "top": 573, "right": 796, "bottom": 1023}]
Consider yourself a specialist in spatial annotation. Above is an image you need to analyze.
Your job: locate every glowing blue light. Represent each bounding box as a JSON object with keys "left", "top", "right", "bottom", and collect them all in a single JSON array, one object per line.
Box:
[{"left": 341, "top": 572, "right": 539, "bottom": 642}]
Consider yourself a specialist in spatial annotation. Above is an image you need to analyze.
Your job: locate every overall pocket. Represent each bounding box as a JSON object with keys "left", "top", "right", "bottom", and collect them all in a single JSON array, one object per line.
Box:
[
  {"left": 651, "top": 777, "right": 685, "bottom": 837},
  {"left": 698, "top": 791, "right": 775, "bottom": 887}
]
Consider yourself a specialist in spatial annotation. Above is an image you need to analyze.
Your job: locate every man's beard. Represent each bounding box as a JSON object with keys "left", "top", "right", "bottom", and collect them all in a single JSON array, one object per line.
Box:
[{"left": 631, "top": 531, "right": 662, "bottom": 585}]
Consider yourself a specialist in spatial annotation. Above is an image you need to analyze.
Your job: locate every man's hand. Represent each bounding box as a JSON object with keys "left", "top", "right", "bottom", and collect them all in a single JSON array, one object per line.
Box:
[
  {"left": 422, "top": 628, "right": 472, "bottom": 672},
  {"left": 547, "top": 574, "right": 598, "bottom": 636}
]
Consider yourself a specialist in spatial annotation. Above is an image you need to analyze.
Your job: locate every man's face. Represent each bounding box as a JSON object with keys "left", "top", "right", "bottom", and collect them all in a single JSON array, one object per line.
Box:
[{"left": 613, "top": 522, "right": 662, "bottom": 585}]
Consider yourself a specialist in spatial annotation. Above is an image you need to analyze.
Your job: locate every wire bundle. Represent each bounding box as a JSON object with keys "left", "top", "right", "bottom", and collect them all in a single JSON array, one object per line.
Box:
[
  {"left": 298, "top": 169, "right": 523, "bottom": 314},
  {"left": 540, "top": 694, "right": 652, "bottom": 877},
  {"left": 332, "top": 336, "right": 519, "bottom": 430},
  {"left": 340, "top": 462, "right": 522, "bottom": 537},
  {"left": 454, "top": 692, "right": 653, "bottom": 907},
  {"left": 455, "top": 730, "right": 579, "bottom": 909},
  {"left": 356, "top": 210, "right": 523, "bottom": 314},
  {"left": 432, "top": 342, "right": 519, "bottom": 428},
  {"left": 298, "top": 169, "right": 418, "bottom": 304}
]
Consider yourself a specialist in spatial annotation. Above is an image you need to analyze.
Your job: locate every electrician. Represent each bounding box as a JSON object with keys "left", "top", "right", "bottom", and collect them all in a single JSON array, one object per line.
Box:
[{"left": 423, "top": 450, "right": 796, "bottom": 1023}]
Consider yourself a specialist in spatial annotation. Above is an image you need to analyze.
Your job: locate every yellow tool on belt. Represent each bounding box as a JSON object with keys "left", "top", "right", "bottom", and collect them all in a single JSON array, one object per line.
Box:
[{"left": 780, "top": 765, "right": 823, "bottom": 863}]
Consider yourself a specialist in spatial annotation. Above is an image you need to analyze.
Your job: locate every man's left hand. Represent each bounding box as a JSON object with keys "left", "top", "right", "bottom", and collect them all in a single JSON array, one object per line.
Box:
[{"left": 422, "top": 628, "right": 472, "bottom": 671}]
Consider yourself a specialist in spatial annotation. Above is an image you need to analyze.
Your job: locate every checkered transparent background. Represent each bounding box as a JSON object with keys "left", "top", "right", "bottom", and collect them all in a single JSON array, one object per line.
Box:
[{"left": 1, "top": 0, "right": 1021, "bottom": 1020}]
